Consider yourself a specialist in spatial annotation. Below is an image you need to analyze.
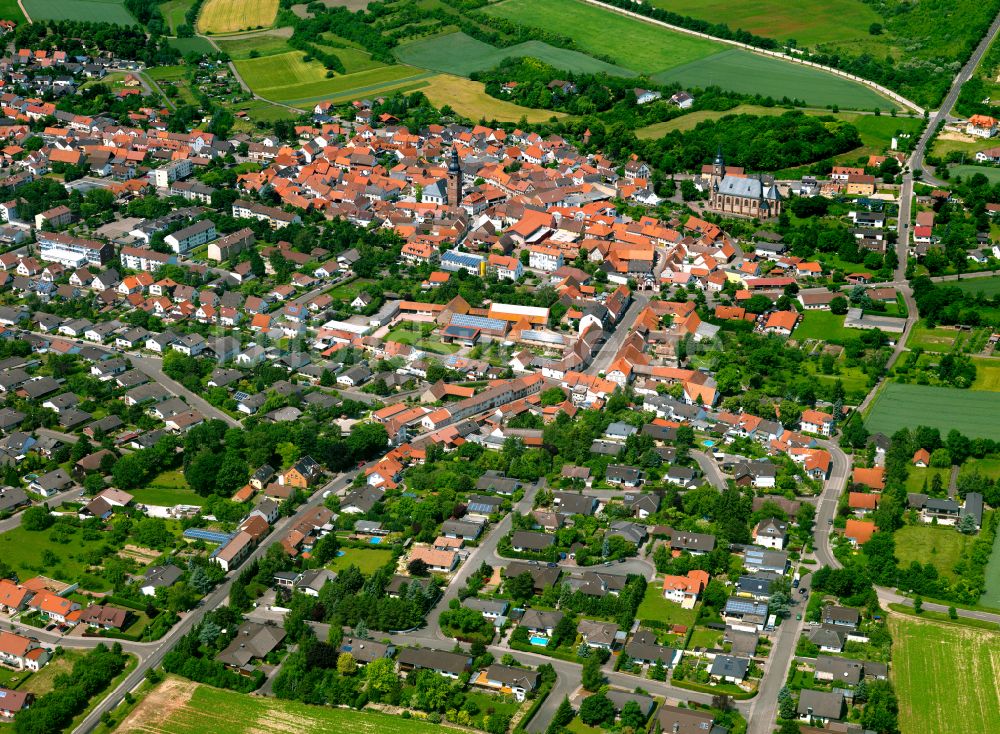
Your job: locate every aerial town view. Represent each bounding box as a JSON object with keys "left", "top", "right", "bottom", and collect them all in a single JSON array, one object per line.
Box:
[{"left": 0, "top": 0, "right": 998, "bottom": 733}]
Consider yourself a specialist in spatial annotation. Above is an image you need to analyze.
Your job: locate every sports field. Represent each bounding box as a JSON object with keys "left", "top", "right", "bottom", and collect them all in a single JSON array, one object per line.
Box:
[
  {"left": 647, "top": 0, "right": 884, "bottom": 47},
  {"left": 865, "top": 382, "right": 1000, "bottom": 439},
  {"left": 484, "top": 0, "right": 723, "bottom": 72},
  {"left": 890, "top": 614, "right": 1000, "bottom": 734},
  {"left": 653, "top": 49, "right": 893, "bottom": 109},
  {"left": 396, "top": 31, "right": 635, "bottom": 78},
  {"left": 22, "top": 0, "right": 136, "bottom": 23},
  {"left": 117, "top": 677, "right": 450, "bottom": 734},
  {"left": 422, "top": 74, "right": 563, "bottom": 122},
  {"left": 234, "top": 50, "right": 430, "bottom": 105},
  {"left": 197, "top": 0, "right": 278, "bottom": 33},
  {"left": 792, "top": 311, "right": 866, "bottom": 343}
]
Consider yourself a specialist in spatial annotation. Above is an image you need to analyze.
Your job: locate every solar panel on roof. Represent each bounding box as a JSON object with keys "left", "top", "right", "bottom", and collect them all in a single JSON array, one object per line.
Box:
[{"left": 451, "top": 313, "right": 507, "bottom": 332}]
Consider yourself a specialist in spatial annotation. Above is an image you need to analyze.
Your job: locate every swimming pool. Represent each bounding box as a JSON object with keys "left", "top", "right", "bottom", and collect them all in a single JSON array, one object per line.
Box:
[
  {"left": 370, "top": 537, "right": 382, "bottom": 545},
  {"left": 529, "top": 636, "right": 549, "bottom": 646},
  {"left": 335, "top": 550, "right": 345, "bottom": 557},
  {"left": 702, "top": 440, "right": 715, "bottom": 447}
]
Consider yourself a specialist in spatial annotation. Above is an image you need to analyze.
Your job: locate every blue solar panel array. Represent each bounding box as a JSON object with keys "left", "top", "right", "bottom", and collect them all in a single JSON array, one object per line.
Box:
[
  {"left": 451, "top": 313, "right": 507, "bottom": 332},
  {"left": 183, "top": 528, "right": 233, "bottom": 544}
]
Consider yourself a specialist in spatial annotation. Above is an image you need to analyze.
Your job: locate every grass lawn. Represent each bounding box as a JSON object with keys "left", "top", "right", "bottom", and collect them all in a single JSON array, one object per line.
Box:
[
  {"left": 647, "top": 0, "right": 884, "bottom": 48},
  {"left": 483, "top": 0, "right": 723, "bottom": 73},
  {"left": 903, "top": 466, "right": 951, "bottom": 493},
  {"left": 636, "top": 585, "right": 699, "bottom": 627},
  {"left": 972, "top": 358, "right": 1000, "bottom": 391},
  {"left": 793, "top": 311, "right": 866, "bottom": 343},
  {"left": 326, "top": 277, "right": 374, "bottom": 301},
  {"left": 949, "top": 164, "right": 1000, "bottom": 184},
  {"left": 894, "top": 525, "right": 969, "bottom": 582},
  {"left": 953, "top": 274, "right": 1000, "bottom": 297},
  {"left": 889, "top": 614, "right": 1000, "bottom": 734},
  {"left": 327, "top": 547, "right": 394, "bottom": 574},
  {"left": 636, "top": 104, "right": 791, "bottom": 138},
  {"left": 0, "top": 524, "right": 111, "bottom": 590},
  {"left": 687, "top": 626, "right": 723, "bottom": 650},
  {"left": 385, "top": 326, "right": 460, "bottom": 355},
  {"left": 865, "top": 382, "right": 1000, "bottom": 439},
  {"left": 197, "top": 0, "right": 278, "bottom": 34},
  {"left": 422, "top": 74, "right": 563, "bottom": 123},
  {"left": 160, "top": 0, "right": 194, "bottom": 34},
  {"left": 982, "top": 524, "right": 1000, "bottom": 608},
  {"left": 130, "top": 469, "right": 206, "bottom": 507},
  {"left": 566, "top": 718, "right": 604, "bottom": 734},
  {"left": 23, "top": 0, "right": 136, "bottom": 23},
  {"left": 118, "top": 676, "right": 451, "bottom": 733},
  {"left": 961, "top": 456, "right": 1000, "bottom": 480},
  {"left": 652, "top": 48, "right": 894, "bottom": 110},
  {"left": 905, "top": 322, "right": 961, "bottom": 352},
  {"left": 395, "top": 30, "right": 636, "bottom": 78},
  {"left": 20, "top": 649, "right": 86, "bottom": 696}
]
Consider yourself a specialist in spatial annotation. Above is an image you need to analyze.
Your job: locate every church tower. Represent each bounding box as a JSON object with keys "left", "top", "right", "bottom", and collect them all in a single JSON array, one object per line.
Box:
[
  {"left": 447, "top": 145, "right": 463, "bottom": 206},
  {"left": 712, "top": 144, "right": 725, "bottom": 182}
]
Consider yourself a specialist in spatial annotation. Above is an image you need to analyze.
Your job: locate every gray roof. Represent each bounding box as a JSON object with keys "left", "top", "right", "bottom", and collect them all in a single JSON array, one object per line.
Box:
[
  {"left": 797, "top": 689, "right": 844, "bottom": 720},
  {"left": 216, "top": 622, "right": 286, "bottom": 669},
  {"left": 485, "top": 664, "right": 539, "bottom": 690},
  {"left": 815, "top": 655, "right": 864, "bottom": 685},
  {"left": 716, "top": 175, "right": 780, "bottom": 202},
  {"left": 396, "top": 647, "right": 471, "bottom": 675},
  {"left": 710, "top": 654, "right": 749, "bottom": 680},
  {"left": 143, "top": 564, "right": 183, "bottom": 589}
]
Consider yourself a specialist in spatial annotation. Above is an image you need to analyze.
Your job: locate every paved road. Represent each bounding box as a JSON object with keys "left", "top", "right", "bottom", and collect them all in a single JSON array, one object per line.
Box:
[
  {"left": 874, "top": 587, "right": 1000, "bottom": 624},
  {"left": 691, "top": 450, "right": 727, "bottom": 490},
  {"left": 813, "top": 440, "right": 851, "bottom": 570},
  {"left": 585, "top": 295, "right": 648, "bottom": 376},
  {"left": 129, "top": 353, "right": 240, "bottom": 428}
]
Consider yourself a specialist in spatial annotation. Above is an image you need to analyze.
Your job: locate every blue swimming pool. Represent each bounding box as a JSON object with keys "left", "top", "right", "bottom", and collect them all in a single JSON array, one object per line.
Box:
[
  {"left": 336, "top": 550, "right": 345, "bottom": 557},
  {"left": 702, "top": 440, "right": 715, "bottom": 447},
  {"left": 529, "top": 636, "right": 549, "bottom": 646},
  {"left": 370, "top": 537, "right": 382, "bottom": 545}
]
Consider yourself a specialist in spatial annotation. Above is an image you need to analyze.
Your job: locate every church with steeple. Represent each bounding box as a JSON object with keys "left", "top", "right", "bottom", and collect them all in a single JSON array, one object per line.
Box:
[
  {"left": 705, "top": 147, "right": 782, "bottom": 220},
  {"left": 447, "top": 144, "right": 463, "bottom": 206}
]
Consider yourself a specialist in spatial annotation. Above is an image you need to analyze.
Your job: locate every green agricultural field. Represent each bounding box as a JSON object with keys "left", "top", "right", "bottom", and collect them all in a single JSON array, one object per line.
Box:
[
  {"left": 120, "top": 678, "right": 460, "bottom": 734},
  {"left": 647, "top": 0, "right": 884, "bottom": 47},
  {"left": 652, "top": 49, "right": 893, "bottom": 110},
  {"left": 890, "top": 614, "right": 1000, "bottom": 734},
  {"left": 22, "top": 0, "right": 136, "bottom": 23},
  {"left": 894, "top": 525, "right": 969, "bottom": 581},
  {"left": 0, "top": 0, "right": 26, "bottom": 22},
  {"left": 167, "top": 36, "right": 216, "bottom": 55},
  {"left": 395, "top": 31, "right": 635, "bottom": 78},
  {"left": 215, "top": 32, "right": 294, "bottom": 60},
  {"left": 865, "top": 382, "right": 1000, "bottom": 439},
  {"left": 327, "top": 547, "right": 395, "bottom": 574},
  {"left": 484, "top": 0, "right": 723, "bottom": 73},
  {"left": 234, "top": 51, "right": 430, "bottom": 105},
  {"left": 792, "top": 311, "right": 866, "bottom": 343}
]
